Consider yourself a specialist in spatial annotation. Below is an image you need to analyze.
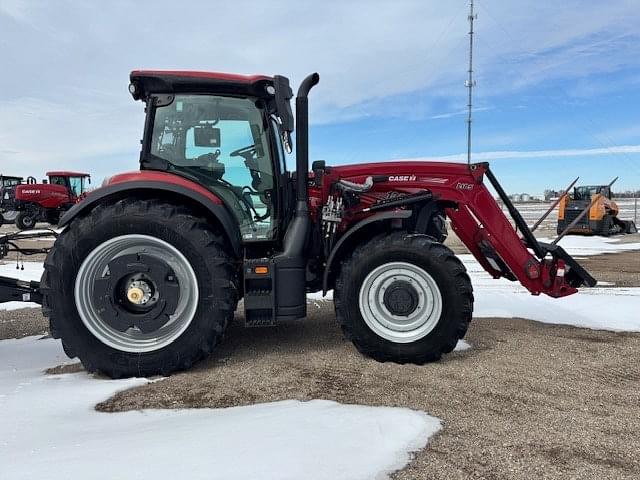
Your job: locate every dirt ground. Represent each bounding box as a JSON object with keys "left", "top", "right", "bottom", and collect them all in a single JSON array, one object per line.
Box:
[{"left": 1, "top": 224, "right": 640, "bottom": 479}]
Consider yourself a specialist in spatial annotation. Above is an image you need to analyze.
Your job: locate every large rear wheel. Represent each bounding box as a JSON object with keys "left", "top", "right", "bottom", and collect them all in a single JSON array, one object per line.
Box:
[
  {"left": 335, "top": 232, "right": 473, "bottom": 364},
  {"left": 41, "top": 199, "right": 237, "bottom": 378}
]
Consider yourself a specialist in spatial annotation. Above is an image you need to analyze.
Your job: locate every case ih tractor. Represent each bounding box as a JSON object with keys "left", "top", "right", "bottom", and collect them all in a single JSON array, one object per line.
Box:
[
  {"left": 11, "top": 171, "right": 90, "bottom": 229},
  {"left": 0, "top": 71, "right": 596, "bottom": 378}
]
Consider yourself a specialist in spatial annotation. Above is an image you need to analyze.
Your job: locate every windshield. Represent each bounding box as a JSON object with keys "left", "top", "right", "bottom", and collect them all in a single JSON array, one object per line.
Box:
[
  {"left": 69, "top": 177, "right": 85, "bottom": 196},
  {"left": 1, "top": 178, "right": 21, "bottom": 187},
  {"left": 150, "top": 94, "right": 276, "bottom": 241},
  {"left": 574, "top": 186, "right": 609, "bottom": 200}
]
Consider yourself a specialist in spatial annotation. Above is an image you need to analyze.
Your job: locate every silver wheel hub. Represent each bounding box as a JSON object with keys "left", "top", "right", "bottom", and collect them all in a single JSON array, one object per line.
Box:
[
  {"left": 358, "top": 261, "right": 443, "bottom": 343},
  {"left": 74, "top": 234, "right": 199, "bottom": 353}
]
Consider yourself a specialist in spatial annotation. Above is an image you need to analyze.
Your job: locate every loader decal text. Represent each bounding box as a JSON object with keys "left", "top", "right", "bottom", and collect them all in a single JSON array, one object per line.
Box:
[{"left": 388, "top": 175, "right": 416, "bottom": 182}]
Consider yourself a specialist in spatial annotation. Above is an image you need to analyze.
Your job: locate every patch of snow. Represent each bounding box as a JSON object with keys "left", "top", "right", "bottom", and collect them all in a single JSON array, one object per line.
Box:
[
  {"left": 537, "top": 235, "right": 640, "bottom": 256},
  {"left": 454, "top": 339, "right": 472, "bottom": 351},
  {"left": 308, "top": 290, "right": 332, "bottom": 301},
  {"left": 0, "top": 336, "right": 441, "bottom": 480},
  {"left": 460, "top": 254, "right": 640, "bottom": 331},
  {"left": 0, "top": 261, "right": 43, "bottom": 282},
  {"left": 0, "top": 301, "right": 39, "bottom": 311},
  {"left": 4, "top": 227, "right": 63, "bottom": 237}
]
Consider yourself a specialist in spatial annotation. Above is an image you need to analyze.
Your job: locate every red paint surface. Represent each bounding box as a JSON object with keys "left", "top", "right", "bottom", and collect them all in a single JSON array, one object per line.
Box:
[
  {"left": 313, "top": 161, "right": 577, "bottom": 298},
  {"left": 130, "top": 70, "right": 271, "bottom": 84},
  {"left": 105, "top": 170, "right": 223, "bottom": 205},
  {"left": 46, "top": 171, "right": 90, "bottom": 177}
]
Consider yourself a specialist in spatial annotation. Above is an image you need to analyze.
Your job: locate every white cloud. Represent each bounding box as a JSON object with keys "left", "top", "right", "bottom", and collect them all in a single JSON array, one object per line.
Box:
[
  {"left": 396, "top": 145, "right": 640, "bottom": 163},
  {"left": 0, "top": 0, "right": 638, "bottom": 177}
]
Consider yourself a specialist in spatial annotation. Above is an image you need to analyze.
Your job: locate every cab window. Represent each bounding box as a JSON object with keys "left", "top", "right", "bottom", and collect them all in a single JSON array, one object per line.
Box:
[{"left": 150, "top": 94, "right": 276, "bottom": 241}]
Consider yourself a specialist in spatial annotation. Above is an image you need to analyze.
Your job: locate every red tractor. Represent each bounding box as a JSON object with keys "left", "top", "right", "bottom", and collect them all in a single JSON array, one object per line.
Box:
[
  {"left": 1, "top": 70, "right": 595, "bottom": 378},
  {"left": 12, "top": 171, "right": 90, "bottom": 229}
]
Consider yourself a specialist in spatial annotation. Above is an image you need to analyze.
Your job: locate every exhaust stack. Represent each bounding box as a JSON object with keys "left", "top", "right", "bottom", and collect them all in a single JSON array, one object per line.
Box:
[
  {"left": 295, "top": 73, "right": 320, "bottom": 206},
  {"left": 271, "top": 73, "right": 320, "bottom": 321}
]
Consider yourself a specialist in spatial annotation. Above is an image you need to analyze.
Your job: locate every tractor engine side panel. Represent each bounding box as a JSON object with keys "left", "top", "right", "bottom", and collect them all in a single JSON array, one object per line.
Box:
[{"left": 14, "top": 184, "right": 69, "bottom": 209}]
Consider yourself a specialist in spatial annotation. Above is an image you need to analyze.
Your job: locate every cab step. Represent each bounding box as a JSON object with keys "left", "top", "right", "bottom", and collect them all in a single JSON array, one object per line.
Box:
[{"left": 243, "top": 258, "right": 276, "bottom": 327}]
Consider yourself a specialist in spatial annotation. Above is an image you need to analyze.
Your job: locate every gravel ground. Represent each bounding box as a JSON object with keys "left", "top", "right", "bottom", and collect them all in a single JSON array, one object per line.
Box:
[
  {"left": 2, "top": 299, "right": 640, "bottom": 479},
  {"left": 1, "top": 224, "right": 640, "bottom": 478}
]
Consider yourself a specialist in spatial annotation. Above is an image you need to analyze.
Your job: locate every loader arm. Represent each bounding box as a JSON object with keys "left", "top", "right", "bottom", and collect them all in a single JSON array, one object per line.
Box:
[{"left": 443, "top": 163, "right": 596, "bottom": 297}]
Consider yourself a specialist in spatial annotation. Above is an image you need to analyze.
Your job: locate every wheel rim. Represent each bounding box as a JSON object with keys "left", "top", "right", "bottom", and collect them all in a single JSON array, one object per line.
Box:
[
  {"left": 358, "top": 261, "right": 443, "bottom": 343},
  {"left": 74, "top": 234, "right": 199, "bottom": 353},
  {"left": 23, "top": 215, "right": 34, "bottom": 227}
]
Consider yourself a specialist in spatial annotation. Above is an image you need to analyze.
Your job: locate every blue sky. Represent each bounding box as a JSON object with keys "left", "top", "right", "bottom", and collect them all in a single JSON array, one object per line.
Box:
[{"left": 1, "top": 0, "right": 639, "bottom": 195}]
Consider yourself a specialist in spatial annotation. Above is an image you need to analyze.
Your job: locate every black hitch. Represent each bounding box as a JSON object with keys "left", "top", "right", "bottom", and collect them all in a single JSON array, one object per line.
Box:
[{"left": 0, "top": 275, "right": 42, "bottom": 304}]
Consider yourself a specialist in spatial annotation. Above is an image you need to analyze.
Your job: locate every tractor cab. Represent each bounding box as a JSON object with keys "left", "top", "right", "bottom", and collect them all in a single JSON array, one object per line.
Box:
[
  {"left": 46, "top": 171, "right": 91, "bottom": 199},
  {"left": 129, "top": 71, "right": 295, "bottom": 243},
  {"left": 1, "top": 175, "right": 23, "bottom": 188},
  {"left": 573, "top": 185, "right": 612, "bottom": 201}
]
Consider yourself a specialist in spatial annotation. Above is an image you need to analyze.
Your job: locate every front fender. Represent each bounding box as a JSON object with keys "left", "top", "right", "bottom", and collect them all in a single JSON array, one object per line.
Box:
[
  {"left": 321, "top": 210, "right": 412, "bottom": 294},
  {"left": 59, "top": 179, "right": 242, "bottom": 257}
]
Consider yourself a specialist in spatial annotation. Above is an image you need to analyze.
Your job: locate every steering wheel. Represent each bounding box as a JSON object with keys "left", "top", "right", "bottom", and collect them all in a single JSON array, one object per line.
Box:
[
  {"left": 230, "top": 144, "right": 256, "bottom": 158},
  {"left": 195, "top": 151, "right": 221, "bottom": 164}
]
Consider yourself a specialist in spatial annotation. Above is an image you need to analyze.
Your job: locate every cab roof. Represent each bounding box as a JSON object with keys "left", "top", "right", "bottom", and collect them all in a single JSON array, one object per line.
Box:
[
  {"left": 47, "top": 171, "right": 90, "bottom": 177},
  {"left": 129, "top": 70, "right": 274, "bottom": 101}
]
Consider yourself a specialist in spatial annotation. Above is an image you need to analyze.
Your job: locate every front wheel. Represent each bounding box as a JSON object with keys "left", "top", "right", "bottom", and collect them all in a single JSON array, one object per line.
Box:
[
  {"left": 15, "top": 211, "right": 36, "bottom": 230},
  {"left": 335, "top": 232, "right": 473, "bottom": 364},
  {"left": 41, "top": 199, "right": 237, "bottom": 378}
]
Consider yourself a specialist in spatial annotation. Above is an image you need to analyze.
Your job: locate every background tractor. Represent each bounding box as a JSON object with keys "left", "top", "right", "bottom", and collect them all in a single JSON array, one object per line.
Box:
[
  {"left": 9, "top": 171, "right": 91, "bottom": 230},
  {"left": 557, "top": 183, "right": 637, "bottom": 236},
  {"left": 1, "top": 70, "right": 595, "bottom": 378},
  {"left": 0, "top": 174, "right": 24, "bottom": 224}
]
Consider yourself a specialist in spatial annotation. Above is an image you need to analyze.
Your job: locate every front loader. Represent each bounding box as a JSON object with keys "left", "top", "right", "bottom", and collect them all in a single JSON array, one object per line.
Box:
[{"left": 0, "top": 70, "right": 596, "bottom": 378}]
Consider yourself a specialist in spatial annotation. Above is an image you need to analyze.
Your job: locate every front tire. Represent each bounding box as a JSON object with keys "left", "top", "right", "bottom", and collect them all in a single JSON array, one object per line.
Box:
[
  {"left": 15, "top": 211, "right": 36, "bottom": 230},
  {"left": 41, "top": 199, "right": 237, "bottom": 378},
  {"left": 335, "top": 232, "right": 473, "bottom": 364}
]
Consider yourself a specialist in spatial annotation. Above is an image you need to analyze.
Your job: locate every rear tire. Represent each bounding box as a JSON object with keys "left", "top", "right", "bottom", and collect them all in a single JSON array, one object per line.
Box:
[
  {"left": 41, "top": 199, "right": 237, "bottom": 378},
  {"left": 335, "top": 232, "right": 473, "bottom": 364},
  {"left": 15, "top": 211, "right": 36, "bottom": 230}
]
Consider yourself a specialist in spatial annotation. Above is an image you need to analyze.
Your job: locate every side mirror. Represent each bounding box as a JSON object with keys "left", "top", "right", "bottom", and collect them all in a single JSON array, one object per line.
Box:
[
  {"left": 87, "top": 176, "right": 91, "bottom": 185},
  {"left": 312, "top": 160, "right": 326, "bottom": 187},
  {"left": 194, "top": 126, "right": 221, "bottom": 148},
  {"left": 273, "top": 75, "right": 294, "bottom": 152}
]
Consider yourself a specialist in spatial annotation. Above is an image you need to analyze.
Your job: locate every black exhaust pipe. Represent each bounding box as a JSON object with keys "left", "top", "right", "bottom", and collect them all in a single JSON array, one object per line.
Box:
[
  {"left": 273, "top": 73, "right": 320, "bottom": 320},
  {"left": 295, "top": 72, "right": 320, "bottom": 206}
]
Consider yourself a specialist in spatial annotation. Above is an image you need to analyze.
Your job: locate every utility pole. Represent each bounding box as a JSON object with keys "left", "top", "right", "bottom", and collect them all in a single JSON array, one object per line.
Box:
[{"left": 465, "top": 0, "right": 477, "bottom": 166}]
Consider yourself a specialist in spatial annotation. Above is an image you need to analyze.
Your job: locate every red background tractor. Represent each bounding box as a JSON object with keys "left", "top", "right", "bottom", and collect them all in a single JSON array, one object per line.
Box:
[{"left": 12, "top": 171, "right": 90, "bottom": 229}]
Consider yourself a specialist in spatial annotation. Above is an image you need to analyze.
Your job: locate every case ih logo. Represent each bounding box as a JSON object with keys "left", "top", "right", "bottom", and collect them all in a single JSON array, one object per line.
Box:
[
  {"left": 456, "top": 182, "right": 474, "bottom": 190},
  {"left": 388, "top": 175, "right": 416, "bottom": 182},
  {"left": 22, "top": 189, "right": 41, "bottom": 194}
]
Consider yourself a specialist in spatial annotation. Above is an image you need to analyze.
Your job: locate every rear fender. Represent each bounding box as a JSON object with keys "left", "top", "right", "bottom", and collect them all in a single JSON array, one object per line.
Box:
[{"left": 58, "top": 180, "right": 242, "bottom": 257}]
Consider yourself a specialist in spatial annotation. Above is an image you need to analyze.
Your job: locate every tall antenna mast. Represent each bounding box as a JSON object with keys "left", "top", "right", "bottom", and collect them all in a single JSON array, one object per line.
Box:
[{"left": 465, "top": 0, "right": 477, "bottom": 165}]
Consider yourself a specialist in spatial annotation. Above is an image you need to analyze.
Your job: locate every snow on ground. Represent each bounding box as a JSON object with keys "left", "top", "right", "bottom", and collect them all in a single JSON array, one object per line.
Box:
[
  {"left": 0, "top": 262, "right": 43, "bottom": 310},
  {"left": 538, "top": 235, "right": 640, "bottom": 256},
  {"left": 0, "top": 260, "right": 43, "bottom": 282},
  {"left": 462, "top": 254, "right": 640, "bottom": 331},
  {"left": 0, "top": 336, "right": 441, "bottom": 480}
]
